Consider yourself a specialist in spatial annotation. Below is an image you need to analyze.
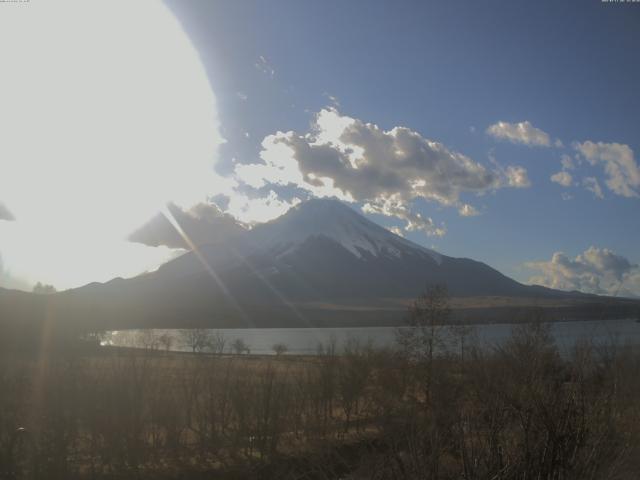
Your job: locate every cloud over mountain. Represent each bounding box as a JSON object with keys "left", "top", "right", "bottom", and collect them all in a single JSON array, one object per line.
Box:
[
  {"left": 128, "top": 202, "right": 244, "bottom": 249},
  {"left": 362, "top": 199, "right": 446, "bottom": 237},
  {"left": 486, "top": 121, "right": 552, "bottom": 147},
  {"left": 526, "top": 247, "right": 640, "bottom": 298},
  {"left": 234, "top": 108, "right": 529, "bottom": 236},
  {"left": 225, "top": 191, "right": 301, "bottom": 225}
]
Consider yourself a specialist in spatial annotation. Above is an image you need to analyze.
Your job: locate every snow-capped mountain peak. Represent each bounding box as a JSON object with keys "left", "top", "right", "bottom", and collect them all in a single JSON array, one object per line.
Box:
[{"left": 250, "top": 198, "right": 442, "bottom": 263}]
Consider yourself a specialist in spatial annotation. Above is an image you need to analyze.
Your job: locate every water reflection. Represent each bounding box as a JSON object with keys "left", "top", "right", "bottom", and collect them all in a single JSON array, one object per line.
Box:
[{"left": 103, "top": 318, "right": 640, "bottom": 356}]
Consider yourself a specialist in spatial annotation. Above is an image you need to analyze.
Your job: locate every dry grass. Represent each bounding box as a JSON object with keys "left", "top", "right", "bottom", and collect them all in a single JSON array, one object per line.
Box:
[{"left": 1, "top": 324, "right": 640, "bottom": 479}]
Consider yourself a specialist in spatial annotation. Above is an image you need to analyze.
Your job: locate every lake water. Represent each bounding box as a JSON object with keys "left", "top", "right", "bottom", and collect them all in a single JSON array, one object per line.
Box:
[{"left": 106, "top": 318, "right": 640, "bottom": 355}]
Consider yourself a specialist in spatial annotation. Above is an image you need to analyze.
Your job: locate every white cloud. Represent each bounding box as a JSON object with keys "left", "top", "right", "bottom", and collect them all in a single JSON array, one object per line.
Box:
[
  {"left": 503, "top": 165, "right": 531, "bottom": 188},
  {"left": 560, "top": 154, "right": 576, "bottom": 170},
  {"left": 526, "top": 247, "right": 640, "bottom": 298},
  {"left": 226, "top": 191, "right": 300, "bottom": 225},
  {"left": 550, "top": 171, "right": 573, "bottom": 187},
  {"left": 583, "top": 177, "right": 604, "bottom": 199},
  {"left": 574, "top": 141, "right": 640, "bottom": 198},
  {"left": 458, "top": 203, "right": 480, "bottom": 217},
  {"left": 234, "top": 108, "right": 528, "bottom": 236},
  {"left": 324, "top": 93, "right": 340, "bottom": 107},
  {"left": 255, "top": 55, "right": 275, "bottom": 78},
  {"left": 362, "top": 198, "right": 446, "bottom": 237},
  {"left": 561, "top": 192, "right": 573, "bottom": 201},
  {"left": 486, "top": 121, "right": 552, "bottom": 147},
  {"left": 389, "top": 226, "right": 404, "bottom": 237}
]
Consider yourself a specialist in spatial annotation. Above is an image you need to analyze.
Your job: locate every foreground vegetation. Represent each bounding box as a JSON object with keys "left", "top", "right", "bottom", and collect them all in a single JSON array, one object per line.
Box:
[{"left": 1, "top": 317, "right": 640, "bottom": 479}]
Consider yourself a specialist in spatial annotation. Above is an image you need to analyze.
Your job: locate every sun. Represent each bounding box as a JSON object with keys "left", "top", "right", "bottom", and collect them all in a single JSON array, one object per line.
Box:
[{"left": 0, "top": 0, "right": 224, "bottom": 290}]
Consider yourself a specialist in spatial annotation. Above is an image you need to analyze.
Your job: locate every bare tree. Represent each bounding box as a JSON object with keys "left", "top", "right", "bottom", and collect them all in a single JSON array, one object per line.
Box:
[
  {"left": 209, "top": 330, "right": 227, "bottom": 354},
  {"left": 231, "top": 338, "right": 250, "bottom": 355},
  {"left": 396, "top": 284, "right": 451, "bottom": 363},
  {"left": 180, "top": 329, "right": 211, "bottom": 353},
  {"left": 139, "top": 330, "right": 160, "bottom": 351},
  {"left": 448, "top": 313, "right": 475, "bottom": 361},
  {"left": 158, "top": 333, "right": 174, "bottom": 352},
  {"left": 272, "top": 343, "right": 288, "bottom": 356}
]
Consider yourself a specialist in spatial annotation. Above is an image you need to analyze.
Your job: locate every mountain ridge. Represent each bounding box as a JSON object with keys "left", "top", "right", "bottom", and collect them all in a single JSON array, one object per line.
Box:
[
  {"left": 2, "top": 198, "right": 639, "bottom": 334},
  {"left": 152, "top": 198, "right": 573, "bottom": 300}
]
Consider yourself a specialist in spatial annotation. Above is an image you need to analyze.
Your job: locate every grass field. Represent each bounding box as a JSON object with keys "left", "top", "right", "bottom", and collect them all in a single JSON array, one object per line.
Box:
[{"left": 2, "top": 322, "right": 640, "bottom": 479}]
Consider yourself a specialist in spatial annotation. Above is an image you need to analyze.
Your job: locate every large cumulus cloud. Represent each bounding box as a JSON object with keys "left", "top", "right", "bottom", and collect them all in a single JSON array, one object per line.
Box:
[
  {"left": 234, "top": 108, "right": 529, "bottom": 236},
  {"left": 526, "top": 247, "right": 640, "bottom": 298}
]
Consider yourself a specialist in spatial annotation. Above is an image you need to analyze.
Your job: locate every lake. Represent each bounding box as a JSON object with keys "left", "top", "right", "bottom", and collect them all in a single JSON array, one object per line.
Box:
[{"left": 105, "top": 318, "right": 640, "bottom": 355}]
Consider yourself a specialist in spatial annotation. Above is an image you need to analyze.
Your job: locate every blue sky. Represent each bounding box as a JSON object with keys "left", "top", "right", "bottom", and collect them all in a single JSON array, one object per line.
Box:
[
  {"left": 0, "top": 0, "right": 637, "bottom": 296},
  {"left": 162, "top": 0, "right": 640, "bottom": 295}
]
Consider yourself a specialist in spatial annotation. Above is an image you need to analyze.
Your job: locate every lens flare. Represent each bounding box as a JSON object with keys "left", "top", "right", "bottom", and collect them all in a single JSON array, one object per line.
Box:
[{"left": 0, "top": 0, "right": 224, "bottom": 289}]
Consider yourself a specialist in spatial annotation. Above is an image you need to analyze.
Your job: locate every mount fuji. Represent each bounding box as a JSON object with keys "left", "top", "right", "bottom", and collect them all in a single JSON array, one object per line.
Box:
[
  {"left": 148, "top": 198, "right": 538, "bottom": 304},
  {"left": 3, "top": 198, "right": 638, "bottom": 332}
]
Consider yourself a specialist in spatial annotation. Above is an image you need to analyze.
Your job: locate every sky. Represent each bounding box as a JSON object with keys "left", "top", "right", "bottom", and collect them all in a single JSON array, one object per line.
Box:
[{"left": 1, "top": 0, "right": 639, "bottom": 297}]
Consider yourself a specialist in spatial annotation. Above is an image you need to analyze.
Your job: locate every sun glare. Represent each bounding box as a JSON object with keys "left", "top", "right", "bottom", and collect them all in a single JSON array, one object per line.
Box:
[{"left": 0, "top": 0, "right": 223, "bottom": 290}]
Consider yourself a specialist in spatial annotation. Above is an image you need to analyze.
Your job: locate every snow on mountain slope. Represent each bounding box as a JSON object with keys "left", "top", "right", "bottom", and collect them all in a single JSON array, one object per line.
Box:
[
  {"left": 157, "top": 198, "right": 443, "bottom": 279},
  {"left": 55, "top": 197, "right": 619, "bottom": 330},
  {"left": 250, "top": 198, "right": 442, "bottom": 263}
]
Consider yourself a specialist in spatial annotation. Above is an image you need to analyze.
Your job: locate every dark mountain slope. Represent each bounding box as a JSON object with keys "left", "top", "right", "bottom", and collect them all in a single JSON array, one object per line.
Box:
[{"left": 2, "top": 198, "right": 638, "bottom": 333}]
